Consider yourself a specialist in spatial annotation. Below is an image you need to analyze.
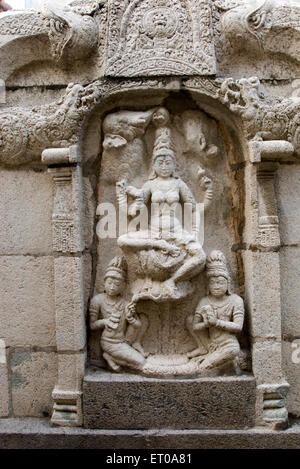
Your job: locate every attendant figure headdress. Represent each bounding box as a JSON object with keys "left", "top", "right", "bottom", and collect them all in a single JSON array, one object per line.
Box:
[
  {"left": 206, "top": 250, "right": 231, "bottom": 294},
  {"left": 104, "top": 256, "right": 127, "bottom": 281}
]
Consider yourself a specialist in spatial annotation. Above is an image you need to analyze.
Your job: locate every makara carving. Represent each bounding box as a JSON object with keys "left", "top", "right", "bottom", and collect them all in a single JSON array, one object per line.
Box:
[
  {"left": 219, "top": 76, "right": 300, "bottom": 158},
  {"left": 220, "top": 0, "right": 300, "bottom": 68},
  {"left": 0, "top": 82, "right": 101, "bottom": 166},
  {"left": 0, "top": 1, "right": 99, "bottom": 62},
  {"left": 43, "top": 0, "right": 99, "bottom": 61}
]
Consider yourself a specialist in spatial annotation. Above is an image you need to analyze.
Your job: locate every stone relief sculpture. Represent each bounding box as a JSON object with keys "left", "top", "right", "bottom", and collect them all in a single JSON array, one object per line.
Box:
[
  {"left": 90, "top": 256, "right": 148, "bottom": 373},
  {"left": 117, "top": 108, "right": 208, "bottom": 303},
  {"left": 90, "top": 105, "right": 246, "bottom": 378},
  {"left": 219, "top": 76, "right": 300, "bottom": 158},
  {"left": 1, "top": 74, "right": 299, "bottom": 166},
  {"left": 0, "top": 0, "right": 296, "bottom": 433},
  {"left": 220, "top": 0, "right": 300, "bottom": 66},
  {"left": 0, "top": 0, "right": 99, "bottom": 67},
  {"left": 187, "top": 250, "right": 244, "bottom": 373},
  {"left": 42, "top": 0, "right": 99, "bottom": 61},
  {"left": 0, "top": 82, "right": 102, "bottom": 165}
]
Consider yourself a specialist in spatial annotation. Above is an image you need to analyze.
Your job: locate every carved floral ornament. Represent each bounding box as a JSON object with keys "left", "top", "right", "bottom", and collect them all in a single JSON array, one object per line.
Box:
[{"left": 105, "top": 0, "right": 216, "bottom": 76}]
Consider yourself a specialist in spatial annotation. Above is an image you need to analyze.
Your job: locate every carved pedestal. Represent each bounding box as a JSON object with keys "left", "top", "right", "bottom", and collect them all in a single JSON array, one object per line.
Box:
[{"left": 83, "top": 368, "right": 256, "bottom": 430}]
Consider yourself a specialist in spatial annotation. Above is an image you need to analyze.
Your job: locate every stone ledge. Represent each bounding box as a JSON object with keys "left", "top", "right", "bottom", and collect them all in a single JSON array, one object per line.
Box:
[
  {"left": 1, "top": 418, "right": 300, "bottom": 449},
  {"left": 83, "top": 369, "right": 256, "bottom": 430}
]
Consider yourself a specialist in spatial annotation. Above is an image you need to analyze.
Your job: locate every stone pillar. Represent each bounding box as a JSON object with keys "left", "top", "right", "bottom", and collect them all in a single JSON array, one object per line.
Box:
[
  {"left": 42, "top": 146, "right": 86, "bottom": 427},
  {"left": 243, "top": 140, "right": 292, "bottom": 429}
]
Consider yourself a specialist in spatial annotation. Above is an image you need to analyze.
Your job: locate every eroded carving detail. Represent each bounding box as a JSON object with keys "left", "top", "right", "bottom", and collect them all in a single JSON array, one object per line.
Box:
[
  {"left": 0, "top": 82, "right": 102, "bottom": 166},
  {"left": 187, "top": 250, "right": 244, "bottom": 373},
  {"left": 221, "top": 0, "right": 300, "bottom": 67},
  {"left": 0, "top": 3, "right": 99, "bottom": 62},
  {"left": 43, "top": 1, "right": 99, "bottom": 61},
  {"left": 0, "top": 115, "right": 29, "bottom": 164},
  {"left": 219, "top": 76, "right": 300, "bottom": 157},
  {"left": 0, "top": 11, "right": 45, "bottom": 36},
  {"left": 90, "top": 257, "right": 148, "bottom": 372}
]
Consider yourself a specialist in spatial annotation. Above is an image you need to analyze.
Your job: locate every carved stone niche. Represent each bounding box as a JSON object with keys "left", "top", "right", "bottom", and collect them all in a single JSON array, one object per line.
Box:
[{"left": 84, "top": 92, "right": 255, "bottom": 429}]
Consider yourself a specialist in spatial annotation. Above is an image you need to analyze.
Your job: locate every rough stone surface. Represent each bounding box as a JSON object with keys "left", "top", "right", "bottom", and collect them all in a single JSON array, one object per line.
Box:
[
  {"left": 2, "top": 417, "right": 300, "bottom": 449},
  {"left": 282, "top": 340, "right": 300, "bottom": 418},
  {"left": 56, "top": 353, "right": 86, "bottom": 392},
  {"left": 242, "top": 250, "right": 281, "bottom": 340},
  {"left": 5, "top": 88, "right": 65, "bottom": 109},
  {"left": 280, "top": 246, "right": 300, "bottom": 338},
  {"left": 83, "top": 369, "right": 256, "bottom": 430},
  {"left": 54, "top": 256, "right": 86, "bottom": 352},
  {"left": 251, "top": 341, "right": 283, "bottom": 385},
  {"left": 11, "top": 351, "right": 57, "bottom": 418},
  {"left": 0, "top": 256, "right": 55, "bottom": 348},
  {"left": 0, "top": 169, "right": 53, "bottom": 255},
  {"left": 277, "top": 164, "right": 300, "bottom": 246}
]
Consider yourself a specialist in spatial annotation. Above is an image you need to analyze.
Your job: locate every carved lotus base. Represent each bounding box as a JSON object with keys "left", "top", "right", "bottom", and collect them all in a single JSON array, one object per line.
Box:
[
  {"left": 120, "top": 239, "right": 199, "bottom": 302},
  {"left": 131, "top": 278, "right": 195, "bottom": 303},
  {"left": 140, "top": 353, "right": 238, "bottom": 378},
  {"left": 121, "top": 244, "right": 186, "bottom": 278}
]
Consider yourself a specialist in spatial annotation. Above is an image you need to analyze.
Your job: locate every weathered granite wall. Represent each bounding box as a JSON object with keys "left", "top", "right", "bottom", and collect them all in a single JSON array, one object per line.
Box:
[{"left": 0, "top": 0, "right": 300, "bottom": 433}]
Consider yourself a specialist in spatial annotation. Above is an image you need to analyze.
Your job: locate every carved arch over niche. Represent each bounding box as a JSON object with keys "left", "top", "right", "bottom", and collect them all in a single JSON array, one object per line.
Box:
[
  {"left": 87, "top": 85, "right": 249, "bottom": 379},
  {"left": 0, "top": 78, "right": 237, "bottom": 166}
]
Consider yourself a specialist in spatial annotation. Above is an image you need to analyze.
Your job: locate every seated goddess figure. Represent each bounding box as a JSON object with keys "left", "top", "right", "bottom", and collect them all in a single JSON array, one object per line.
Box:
[{"left": 116, "top": 109, "right": 208, "bottom": 301}]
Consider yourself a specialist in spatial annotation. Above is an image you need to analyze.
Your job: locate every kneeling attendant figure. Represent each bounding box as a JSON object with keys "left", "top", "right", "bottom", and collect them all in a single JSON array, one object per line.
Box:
[
  {"left": 89, "top": 257, "right": 146, "bottom": 372},
  {"left": 188, "top": 250, "right": 244, "bottom": 372}
]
